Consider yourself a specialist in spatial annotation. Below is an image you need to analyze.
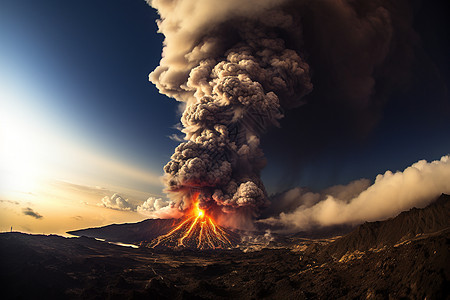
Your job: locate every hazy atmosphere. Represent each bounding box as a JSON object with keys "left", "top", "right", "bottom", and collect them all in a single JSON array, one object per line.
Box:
[{"left": 1, "top": 0, "right": 449, "bottom": 235}]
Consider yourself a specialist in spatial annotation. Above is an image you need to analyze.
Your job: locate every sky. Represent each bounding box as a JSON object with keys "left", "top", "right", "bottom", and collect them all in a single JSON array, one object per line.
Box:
[{"left": 0, "top": 0, "right": 449, "bottom": 234}]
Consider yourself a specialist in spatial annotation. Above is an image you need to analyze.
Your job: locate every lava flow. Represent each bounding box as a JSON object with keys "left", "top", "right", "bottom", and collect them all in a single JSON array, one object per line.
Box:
[{"left": 148, "top": 193, "right": 239, "bottom": 249}]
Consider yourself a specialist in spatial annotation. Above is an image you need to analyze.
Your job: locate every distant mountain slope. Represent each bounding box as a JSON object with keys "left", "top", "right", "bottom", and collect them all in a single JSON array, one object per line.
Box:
[
  {"left": 324, "top": 193, "right": 450, "bottom": 258},
  {"left": 68, "top": 194, "right": 450, "bottom": 251},
  {"left": 67, "top": 218, "right": 178, "bottom": 244}
]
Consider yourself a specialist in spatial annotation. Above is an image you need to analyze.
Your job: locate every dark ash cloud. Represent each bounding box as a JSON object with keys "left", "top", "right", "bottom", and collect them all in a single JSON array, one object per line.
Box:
[
  {"left": 147, "top": 0, "right": 449, "bottom": 229},
  {"left": 262, "top": 0, "right": 450, "bottom": 181},
  {"left": 148, "top": 0, "right": 313, "bottom": 228}
]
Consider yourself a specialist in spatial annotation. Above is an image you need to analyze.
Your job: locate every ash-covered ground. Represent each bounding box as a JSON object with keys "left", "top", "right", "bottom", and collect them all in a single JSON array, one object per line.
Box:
[{"left": 1, "top": 194, "right": 449, "bottom": 299}]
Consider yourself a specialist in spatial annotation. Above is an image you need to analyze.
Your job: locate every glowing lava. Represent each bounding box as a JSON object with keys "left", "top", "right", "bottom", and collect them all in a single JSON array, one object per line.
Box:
[{"left": 149, "top": 193, "right": 238, "bottom": 249}]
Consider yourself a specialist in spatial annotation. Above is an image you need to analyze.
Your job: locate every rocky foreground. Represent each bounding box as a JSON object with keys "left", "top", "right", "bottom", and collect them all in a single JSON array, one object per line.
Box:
[{"left": 1, "top": 194, "right": 449, "bottom": 299}]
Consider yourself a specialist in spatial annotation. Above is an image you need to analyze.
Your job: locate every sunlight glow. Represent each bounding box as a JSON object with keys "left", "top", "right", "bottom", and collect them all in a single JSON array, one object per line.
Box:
[{"left": 0, "top": 111, "right": 44, "bottom": 195}]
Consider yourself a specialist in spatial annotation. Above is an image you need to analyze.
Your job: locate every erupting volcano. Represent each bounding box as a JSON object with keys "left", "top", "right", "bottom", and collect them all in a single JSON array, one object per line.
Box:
[
  {"left": 146, "top": 0, "right": 315, "bottom": 231},
  {"left": 148, "top": 193, "right": 240, "bottom": 249}
]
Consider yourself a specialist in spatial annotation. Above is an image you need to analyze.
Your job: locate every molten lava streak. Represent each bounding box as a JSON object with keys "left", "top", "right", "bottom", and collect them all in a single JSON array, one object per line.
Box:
[{"left": 149, "top": 193, "right": 237, "bottom": 249}]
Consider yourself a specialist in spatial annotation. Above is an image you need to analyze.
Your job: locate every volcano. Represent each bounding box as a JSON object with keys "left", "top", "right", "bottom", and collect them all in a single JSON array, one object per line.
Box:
[
  {"left": 146, "top": 214, "right": 240, "bottom": 249},
  {"left": 144, "top": 193, "right": 240, "bottom": 249}
]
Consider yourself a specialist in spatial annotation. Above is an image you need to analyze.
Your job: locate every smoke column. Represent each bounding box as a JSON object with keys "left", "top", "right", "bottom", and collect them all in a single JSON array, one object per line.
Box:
[
  {"left": 147, "top": 0, "right": 420, "bottom": 228},
  {"left": 147, "top": 0, "right": 313, "bottom": 227}
]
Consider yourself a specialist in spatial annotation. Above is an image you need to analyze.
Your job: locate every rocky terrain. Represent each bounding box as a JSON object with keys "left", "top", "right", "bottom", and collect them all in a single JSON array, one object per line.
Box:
[
  {"left": 1, "top": 194, "right": 449, "bottom": 299},
  {"left": 322, "top": 193, "right": 450, "bottom": 259}
]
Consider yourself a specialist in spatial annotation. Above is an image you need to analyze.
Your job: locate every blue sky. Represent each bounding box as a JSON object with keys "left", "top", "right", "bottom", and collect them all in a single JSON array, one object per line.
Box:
[{"left": 1, "top": 0, "right": 182, "bottom": 195}]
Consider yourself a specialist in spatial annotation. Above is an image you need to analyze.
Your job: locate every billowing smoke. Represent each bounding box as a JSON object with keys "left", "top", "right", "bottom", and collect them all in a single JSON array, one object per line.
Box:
[
  {"left": 148, "top": 0, "right": 314, "bottom": 227},
  {"left": 260, "top": 155, "right": 450, "bottom": 232},
  {"left": 147, "top": 0, "right": 423, "bottom": 228}
]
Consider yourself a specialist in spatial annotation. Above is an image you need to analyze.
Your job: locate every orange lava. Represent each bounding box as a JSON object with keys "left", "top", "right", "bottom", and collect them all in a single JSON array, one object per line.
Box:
[{"left": 150, "top": 193, "right": 236, "bottom": 249}]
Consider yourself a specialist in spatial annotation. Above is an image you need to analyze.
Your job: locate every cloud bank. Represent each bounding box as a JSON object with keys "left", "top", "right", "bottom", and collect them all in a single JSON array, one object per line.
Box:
[
  {"left": 99, "top": 193, "right": 182, "bottom": 219},
  {"left": 261, "top": 155, "right": 450, "bottom": 232}
]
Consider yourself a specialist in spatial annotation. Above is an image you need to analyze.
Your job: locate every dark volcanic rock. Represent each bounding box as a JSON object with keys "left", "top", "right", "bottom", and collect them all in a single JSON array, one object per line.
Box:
[
  {"left": 67, "top": 218, "right": 179, "bottom": 244},
  {"left": 324, "top": 193, "right": 450, "bottom": 259},
  {"left": 307, "top": 230, "right": 450, "bottom": 299},
  {"left": 1, "top": 228, "right": 449, "bottom": 299},
  {"left": 289, "top": 223, "right": 355, "bottom": 239},
  {"left": 2, "top": 194, "right": 449, "bottom": 299}
]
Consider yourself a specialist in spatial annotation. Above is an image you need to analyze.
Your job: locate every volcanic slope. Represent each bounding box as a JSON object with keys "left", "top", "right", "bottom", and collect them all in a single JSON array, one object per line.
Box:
[
  {"left": 67, "top": 218, "right": 177, "bottom": 244},
  {"left": 68, "top": 216, "right": 240, "bottom": 249},
  {"left": 146, "top": 214, "right": 240, "bottom": 249},
  {"left": 322, "top": 193, "right": 450, "bottom": 259}
]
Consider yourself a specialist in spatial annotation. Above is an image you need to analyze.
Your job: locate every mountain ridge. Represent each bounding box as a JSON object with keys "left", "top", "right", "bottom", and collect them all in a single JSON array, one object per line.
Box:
[
  {"left": 67, "top": 218, "right": 178, "bottom": 244},
  {"left": 323, "top": 193, "right": 450, "bottom": 258}
]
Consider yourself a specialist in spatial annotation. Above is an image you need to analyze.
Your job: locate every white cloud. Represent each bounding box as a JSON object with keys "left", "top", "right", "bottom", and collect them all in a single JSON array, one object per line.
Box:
[
  {"left": 168, "top": 133, "right": 185, "bottom": 142},
  {"left": 100, "top": 193, "right": 136, "bottom": 211},
  {"left": 96, "top": 191, "right": 182, "bottom": 219},
  {"left": 137, "top": 197, "right": 167, "bottom": 212},
  {"left": 261, "top": 155, "right": 450, "bottom": 232},
  {"left": 137, "top": 196, "right": 183, "bottom": 219}
]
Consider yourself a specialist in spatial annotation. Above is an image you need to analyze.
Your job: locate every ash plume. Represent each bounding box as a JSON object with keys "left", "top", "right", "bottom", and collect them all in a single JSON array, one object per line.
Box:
[
  {"left": 147, "top": 0, "right": 425, "bottom": 228},
  {"left": 148, "top": 0, "right": 312, "bottom": 227}
]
